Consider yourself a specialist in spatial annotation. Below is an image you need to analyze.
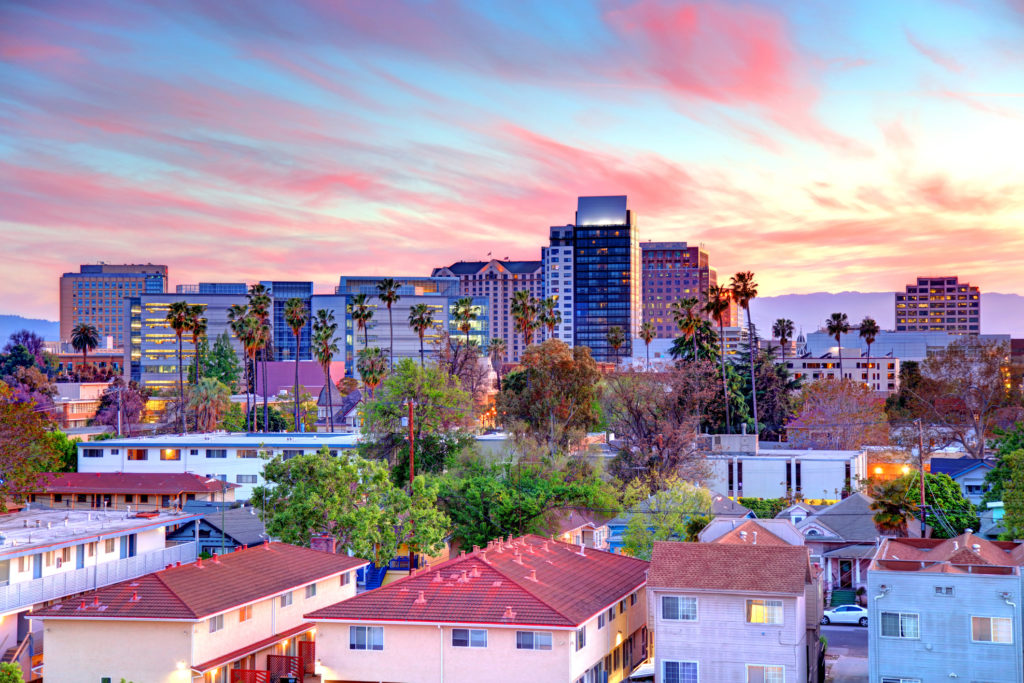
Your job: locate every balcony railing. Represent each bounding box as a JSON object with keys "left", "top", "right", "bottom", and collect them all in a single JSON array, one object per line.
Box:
[{"left": 0, "top": 541, "right": 196, "bottom": 613}]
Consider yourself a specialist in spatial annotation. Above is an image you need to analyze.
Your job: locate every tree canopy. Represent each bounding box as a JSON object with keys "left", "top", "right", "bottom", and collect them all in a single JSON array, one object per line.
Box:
[
  {"left": 621, "top": 478, "right": 713, "bottom": 560},
  {"left": 787, "top": 378, "right": 888, "bottom": 450}
]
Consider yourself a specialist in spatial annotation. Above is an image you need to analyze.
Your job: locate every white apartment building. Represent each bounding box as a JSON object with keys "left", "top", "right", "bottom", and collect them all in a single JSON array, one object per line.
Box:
[
  {"left": 544, "top": 226, "right": 576, "bottom": 346},
  {"left": 786, "top": 351, "right": 901, "bottom": 394}
]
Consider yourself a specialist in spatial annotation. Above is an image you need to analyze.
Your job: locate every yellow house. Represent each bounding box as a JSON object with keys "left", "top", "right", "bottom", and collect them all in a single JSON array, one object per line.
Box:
[
  {"left": 34, "top": 542, "right": 368, "bottom": 683},
  {"left": 307, "top": 534, "right": 650, "bottom": 683}
]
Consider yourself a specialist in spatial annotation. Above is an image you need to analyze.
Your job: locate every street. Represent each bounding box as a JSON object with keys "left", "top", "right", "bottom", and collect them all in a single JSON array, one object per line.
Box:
[{"left": 823, "top": 624, "right": 868, "bottom": 683}]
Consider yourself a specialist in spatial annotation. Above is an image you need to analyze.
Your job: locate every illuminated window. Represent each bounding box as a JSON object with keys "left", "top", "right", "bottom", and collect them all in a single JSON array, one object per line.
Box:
[{"left": 746, "top": 599, "right": 783, "bottom": 625}]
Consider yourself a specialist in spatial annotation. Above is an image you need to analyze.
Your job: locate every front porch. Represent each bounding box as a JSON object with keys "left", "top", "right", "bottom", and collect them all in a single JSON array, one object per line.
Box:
[
  {"left": 193, "top": 624, "right": 318, "bottom": 683},
  {"left": 820, "top": 545, "right": 875, "bottom": 605}
]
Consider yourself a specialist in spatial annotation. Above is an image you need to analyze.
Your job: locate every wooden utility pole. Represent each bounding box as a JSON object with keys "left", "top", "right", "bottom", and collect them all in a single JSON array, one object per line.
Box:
[{"left": 918, "top": 419, "right": 927, "bottom": 538}]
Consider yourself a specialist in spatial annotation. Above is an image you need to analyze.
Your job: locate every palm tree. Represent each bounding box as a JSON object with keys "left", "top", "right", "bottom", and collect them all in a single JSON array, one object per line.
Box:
[
  {"left": 488, "top": 338, "right": 507, "bottom": 390},
  {"left": 187, "top": 305, "right": 207, "bottom": 382},
  {"left": 312, "top": 309, "right": 340, "bottom": 432},
  {"left": 188, "top": 377, "right": 230, "bottom": 433},
  {"left": 859, "top": 316, "right": 880, "bottom": 385},
  {"left": 408, "top": 303, "right": 435, "bottom": 367},
  {"left": 247, "top": 284, "right": 273, "bottom": 432},
  {"left": 227, "top": 303, "right": 251, "bottom": 431},
  {"left": 870, "top": 479, "right": 913, "bottom": 536},
  {"left": 670, "top": 297, "right": 701, "bottom": 360},
  {"left": 376, "top": 278, "right": 401, "bottom": 369},
  {"left": 238, "top": 316, "right": 265, "bottom": 431},
  {"left": 453, "top": 297, "right": 478, "bottom": 346},
  {"left": 540, "top": 296, "right": 561, "bottom": 339},
  {"left": 284, "top": 298, "right": 309, "bottom": 431},
  {"left": 730, "top": 272, "right": 759, "bottom": 435},
  {"left": 607, "top": 325, "right": 626, "bottom": 365},
  {"left": 165, "top": 301, "right": 192, "bottom": 433},
  {"left": 704, "top": 284, "right": 733, "bottom": 434},
  {"left": 70, "top": 323, "right": 100, "bottom": 372},
  {"left": 356, "top": 347, "right": 388, "bottom": 400},
  {"left": 349, "top": 293, "right": 374, "bottom": 350},
  {"left": 772, "top": 318, "right": 794, "bottom": 369},
  {"left": 639, "top": 321, "right": 656, "bottom": 370},
  {"left": 826, "top": 312, "right": 851, "bottom": 379},
  {"left": 511, "top": 290, "right": 538, "bottom": 347}
]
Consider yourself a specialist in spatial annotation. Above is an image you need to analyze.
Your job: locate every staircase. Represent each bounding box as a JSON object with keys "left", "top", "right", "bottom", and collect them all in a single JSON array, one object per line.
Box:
[
  {"left": 363, "top": 564, "right": 389, "bottom": 591},
  {"left": 830, "top": 589, "right": 857, "bottom": 607}
]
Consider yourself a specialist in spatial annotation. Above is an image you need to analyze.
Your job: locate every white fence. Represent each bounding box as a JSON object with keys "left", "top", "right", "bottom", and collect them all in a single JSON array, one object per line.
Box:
[{"left": 0, "top": 542, "right": 197, "bottom": 613}]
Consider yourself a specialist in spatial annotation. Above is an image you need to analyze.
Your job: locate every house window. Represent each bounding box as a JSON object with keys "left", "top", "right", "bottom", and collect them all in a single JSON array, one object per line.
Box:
[
  {"left": 282, "top": 449, "right": 304, "bottom": 459},
  {"left": 208, "top": 614, "right": 224, "bottom": 633},
  {"left": 305, "top": 583, "right": 317, "bottom": 599},
  {"left": 664, "top": 661, "right": 698, "bottom": 683},
  {"left": 516, "top": 631, "right": 552, "bottom": 650},
  {"left": 17, "top": 557, "right": 27, "bottom": 572},
  {"left": 239, "top": 605, "right": 252, "bottom": 622},
  {"left": 746, "top": 599, "right": 783, "bottom": 625},
  {"left": 451, "top": 629, "right": 487, "bottom": 648},
  {"left": 159, "top": 449, "right": 180, "bottom": 461},
  {"left": 349, "top": 626, "right": 383, "bottom": 650},
  {"left": 619, "top": 600, "right": 626, "bottom": 615},
  {"left": 972, "top": 616, "right": 1013, "bottom": 643},
  {"left": 123, "top": 495, "right": 133, "bottom": 503},
  {"left": 280, "top": 592, "right": 293, "bottom": 607},
  {"left": 82, "top": 448, "right": 103, "bottom": 458},
  {"left": 662, "top": 596, "right": 697, "bottom": 621},
  {"left": 575, "top": 626, "right": 586, "bottom": 651},
  {"left": 76, "top": 494, "right": 87, "bottom": 503},
  {"left": 104, "top": 539, "right": 115, "bottom": 553},
  {"left": 127, "top": 449, "right": 147, "bottom": 461},
  {"left": 934, "top": 586, "right": 954, "bottom": 597},
  {"left": 630, "top": 593, "right": 637, "bottom": 606},
  {"left": 236, "top": 475, "right": 257, "bottom": 484},
  {"left": 599, "top": 614, "right": 606, "bottom": 629},
  {"left": 881, "top": 612, "right": 920, "bottom": 639},
  {"left": 881, "top": 678, "right": 921, "bottom": 683},
  {"left": 139, "top": 495, "right": 149, "bottom": 503},
  {"left": 340, "top": 572, "right": 350, "bottom": 586},
  {"left": 237, "top": 449, "right": 259, "bottom": 459},
  {"left": 747, "top": 664, "right": 784, "bottom": 683},
  {"left": 206, "top": 449, "right": 227, "bottom": 459}
]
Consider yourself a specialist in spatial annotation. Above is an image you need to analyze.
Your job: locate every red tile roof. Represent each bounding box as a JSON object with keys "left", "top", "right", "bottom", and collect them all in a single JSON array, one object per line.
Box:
[
  {"left": 306, "top": 534, "right": 648, "bottom": 628},
  {"left": 710, "top": 520, "right": 791, "bottom": 547},
  {"left": 648, "top": 542, "right": 812, "bottom": 595},
  {"left": 32, "top": 472, "right": 240, "bottom": 496},
  {"left": 192, "top": 621, "right": 313, "bottom": 674},
  {"left": 33, "top": 542, "right": 368, "bottom": 621},
  {"left": 872, "top": 533, "right": 1024, "bottom": 572}
]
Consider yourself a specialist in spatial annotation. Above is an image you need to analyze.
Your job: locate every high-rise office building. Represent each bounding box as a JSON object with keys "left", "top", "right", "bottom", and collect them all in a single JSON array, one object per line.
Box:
[
  {"left": 124, "top": 285, "right": 246, "bottom": 390},
  {"left": 336, "top": 276, "right": 488, "bottom": 374},
  {"left": 542, "top": 226, "right": 576, "bottom": 345},
  {"left": 895, "top": 276, "right": 980, "bottom": 335},
  {"left": 569, "top": 195, "right": 641, "bottom": 363},
  {"left": 640, "top": 242, "right": 737, "bottom": 338},
  {"left": 431, "top": 260, "right": 542, "bottom": 362},
  {"left": 60, "top": 264, "right": 168, "bottom": 344},
  {"left": 261, "top": 281, "right": 314, "bottom": 361}
]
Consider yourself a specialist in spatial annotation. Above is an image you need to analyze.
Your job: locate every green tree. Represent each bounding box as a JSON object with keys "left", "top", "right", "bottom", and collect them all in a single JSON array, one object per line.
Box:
[
  {"left": 356, "top": 347, "right": 388, "bottom": 400},
  {"left": 737, "top": 498, "right": 790, "bottom": 519},
  {"left": 349, "top": 293, "right": 374, "bottom": 350},
  {"left": 187, "top": 378, "right": 231, "bottom": 433},
  {"left": 871, "top": 472, "right": 978, "bottom": 538},
  {"left": 165, "top": 301, "right": 192, "bottom": 433},
  {"left": 247, "top": 284, "right": 273, "bottom": 433},
  {"left": 70, "top": 322, "right": 100, "bottom": 370},
  {"left": 539, "top": 296, "right": 562, "bottom": 340},
  {"left": 983, "top": 423, "right": 1024, "bottom": 504},
  {"left": 376, "top": 278, "right": 401, "bottom": 368},
  {"left": 606, "top": 325, "right": 626, "bottom": 364},
  {"left": 312, "top": 309, "right": 341, "bottom": 432},
  {"left": 638, "top": 321, "right": 655, "bottom": 370},
  {"left": 884, "top": 361, "right": 923, "bottom": 421},
  {"left": 452, "top": 296, "right": 478, "bottom": 347},
  {"left": 621, "top": 478, "right": 713, "bottom": 560},
  {"left": 205, "top": 331, "right": 241, "bottom": 388},
  {"left": 670, "top": 297, "right": 701, "bottom": 361},
  {"left": 186, "top": 304, "right": 207, "bottom": 384},
  {"left": 435, "top": 462, "right": 619, "bottom": 549},
  {"left": 252, "top": 448, "right": 448, "bottom": 565},
  {"left": 496, "top": 340, "right": 601, "bottom": 459},
  {"left": 704, "top": 283, "right": 734, "bottom": 433},
  {"left": 488, "top": 338, "right": 507, "bottom": 390},
  {"left": 510, "top": 290, "right": 538, "bottom": 347},
  {"left": 859, "top": 316, "right": 880, "bottom": 382},
  {"left": 408, "top": 303, "right": 435, "bottom": 367},
  {"left": 999, "top": 449, "right": 1024, "bottom": 541},
  {"left": 668, "top": 318, "right": 719, "bottom": 363},
  {"left": 43, "top": 431, "right": 80, "bottom": 472},
  {"left": 0, "top": 662, "right": 24, "bottom": 683},
  {"left": 0, "top": 384, "right": 59, "bottom": 507},
  {"left": 825, "top": 312, "right": 851, "bottom": 379},
  {"left": 284, "top": 298, "right": 309, "bottom": 430},
  {"left": 772, "top": 318, "right": 795, "bottom": 368},
  {"left": 227, "top": 303, "right": 252, "bottom": 430},
  {"left": 730, "top": 271, "right": 759, "bottom": 434}
]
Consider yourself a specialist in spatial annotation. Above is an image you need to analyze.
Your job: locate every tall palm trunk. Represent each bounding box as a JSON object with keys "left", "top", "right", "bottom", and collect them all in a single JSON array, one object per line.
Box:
[
  {"left": 865, "top": 342, "right": 872, "bottom": 385},
  {"left": 177, "top": 332, "right": 187, "bottom": 433},
  {"left": 261, "top": 348, "right": 268, "bottom": 433},
  {"left": 244, "top": 357, "right": 251, "bottom": 432},
  {"left": 719, "top": 318, "right": 731, "bottom": 434},
  {"left": 836, "top": 334, "right": 844, "bottom": 379},
  {"left": 746, "top": 309, "right": 758, "bottom": 434},
  {"left": 418, "top": 333, "right": 425, "bottom": 367},
  {"left": 646, "top": 343, "right": 650, "bottom": 371},
  {"left": 364, "top": 326, "right": 369, "bottom": 349},
  {"left": 325, "top": 363, "right": 334, "bottom": 432},
  {"left": 388, "top": 306, "right": 394, "bottom": 370},
  {"left": 294, "top": 330, "right": 301, "bottom": 431}
]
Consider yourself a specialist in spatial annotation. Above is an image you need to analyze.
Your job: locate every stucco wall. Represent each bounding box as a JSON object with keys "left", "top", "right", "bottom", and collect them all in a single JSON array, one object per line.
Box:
[{"left": 43, "top": 619, "right": 191, "bottom": 683}]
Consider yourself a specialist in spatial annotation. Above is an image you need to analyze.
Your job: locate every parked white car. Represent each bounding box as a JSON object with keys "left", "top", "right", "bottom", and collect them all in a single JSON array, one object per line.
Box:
[{"left": 821, "top": 604, "right": 868, "bottom": 626}]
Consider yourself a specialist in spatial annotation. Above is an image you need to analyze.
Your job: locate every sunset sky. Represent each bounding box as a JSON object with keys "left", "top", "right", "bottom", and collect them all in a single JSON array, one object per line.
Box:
[{"left": 2, "top": 0, "right": 1024, "bottom": 320}]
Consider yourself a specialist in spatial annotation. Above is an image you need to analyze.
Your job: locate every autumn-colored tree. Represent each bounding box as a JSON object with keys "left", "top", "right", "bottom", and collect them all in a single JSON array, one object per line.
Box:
[
  {"left": 787, "top": 378, "right": 888, "bottom": 450},
  {"left": 497, "top": 339, "right": 601, "bottom": 459},
  {"left": 0, "top": 383, "right": 59, "bottom": 508}
]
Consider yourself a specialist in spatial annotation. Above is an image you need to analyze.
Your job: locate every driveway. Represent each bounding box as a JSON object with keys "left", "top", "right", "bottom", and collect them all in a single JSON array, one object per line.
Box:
[{"left": 823, "top": 624, "right": 867, "bottom": 683}]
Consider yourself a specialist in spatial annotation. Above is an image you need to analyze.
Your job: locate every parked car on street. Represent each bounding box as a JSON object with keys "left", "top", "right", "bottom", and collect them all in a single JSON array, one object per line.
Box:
[{"left": 822, "top": 604, "right": 868, "bottom": 626}]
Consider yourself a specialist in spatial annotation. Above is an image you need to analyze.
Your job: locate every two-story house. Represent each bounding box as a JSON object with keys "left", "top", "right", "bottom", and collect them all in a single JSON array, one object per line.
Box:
[
  {"left": 929, "top": 457, "right": 995, "bottom": 505},
  {"left": 648, "top": 541, "right": 819, "bottom": 682},
  {"left": 307, "top": 534, "right": 649, "bottom": 683},
  {"left": 34, "top": 542, "right": 368, "bottom": 683},
  {"left": 868, "top": 532, "right": 1024, "bottom": 683}
]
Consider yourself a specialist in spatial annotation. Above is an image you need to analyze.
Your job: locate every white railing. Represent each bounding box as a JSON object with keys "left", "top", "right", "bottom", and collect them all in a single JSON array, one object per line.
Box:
[{"left": 0, "top": 542, "right": 197, "bottom": 613}]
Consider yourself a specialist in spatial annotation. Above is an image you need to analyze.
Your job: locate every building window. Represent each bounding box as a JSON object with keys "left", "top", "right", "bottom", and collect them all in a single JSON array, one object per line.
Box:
[
  {"left": 127, "top": 449, "right": 147, "bottom": 461},
  {"left": 746, "top": 599, "right": 783, "bottom": 625},
  {"left": 452, "top": 628, "right": 487, "bottom": 648},
  {"left": 239, "top": 605, "right": 252, "bottom": 622},
  {"left": 349, "top": 626, "right": 383, "bottom": 651},
  {"left": 104, "top": 539, "right": 116, "bottom": 553},
  {"left": 881, "top": 679, "right": 920, "bottom": 683},
  {"left": 282, "top": 449, "right": 304, "bottom": 459},
  {"left": 972, "top": 616, "right": 1013, "bottom": 643},
  {"left": 619, "top": 600, "right": 626, "bottom": 615},
  {"left": 598, "top": 613, "right": 606, "bottom": 629},
  {"left": 280, "top": 592, "right": 293, "bottom": 607},
  {"left": 340, "top": 572, "right": 350, "bottom": 586},
  {"left": 662, "top": 596, "right": 697, "bottom": 621},
  {"left": 236, "top": 475, "right": 257, "bottom": 484},
  {"left": 575, "top": 626, "right": 586, "bottom": 651},
  {"left": 516, "top": 631, "right": 552, "bottom": 650},
  {"left": 746, "top": 664, "right": 784, "bottom": 683},
  {"left": 305, "top": 583, "right": 317, "bottom": 599},
  {"left": 82, "top": 448, "right": 103, "bottom": 458},
  {"left": 206, "top": 449, "right": 227, "bottom": 459},
  {"left": 208, "top": 614, "right": 224, "bottom": 633},
  {"left": 630, "top": 593, "right": 637, "bottom": 606},
  {"left": 881, "top": 612, "right": 920, "bottom": 639},
  {"left": 237, "top": 449, "right": 260, "bottom": 459},
  {"left": 160, "top": 449, "right": 180, "bottom": 461},
  {"left": 664, "top": 661, "right": 698, "bottom": 683},
  {"left": 934, "top": 586, "right": 954, "bottom": 597}
]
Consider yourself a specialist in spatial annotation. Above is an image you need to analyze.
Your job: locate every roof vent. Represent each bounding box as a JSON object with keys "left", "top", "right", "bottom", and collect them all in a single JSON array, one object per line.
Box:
[
  {"left": 472, "top": 545, "right": 480, "bottom": 554},
  {"left": 459, "top": 570, "right": 469, "bottom": 583},
  {"left": 513, "top": 553, "right": 525, "bottom": 566},
  {"left": 92, "top": 596, "right": 100, "bottom": 607},
  {"left": 972, "top": 544, "right": 981, "bottom": 552},
  {"left": 432, "top": 572, "right": 444, "bottom": 584},
  {"left": 526, "top": 569, "right": 538, "bottom": 582},
  {"left": 502, "top": 605, "right": 516, "bottom": 619},
  {"left": 413, "top": 590, "right": 427, "bottom": 606},
  {"left": 492, "top": 580, "right": 502, "bottom": 587},
  {"left": 753, "top": 532, "right": 758, "bottom": 545},
  {"left": 196, "top": 556, "right": 203, "bottom": 568},
  {"left": 578, "top": 544, "right": 586, "bottom": 557},
  {"left": 129, "top": 591, "right": 139, "bottom": 602},
  {"left": 739, "top": 531, "right": 748, "bottom": 541},
  {"left": 78, "top": 600, "right": 87, "bottom": 610},
  {"left": 954, "top": 541, "right": 959, "bottom": 550},
  {"left": 469, "top": 566, "right": 481, "bottom": 579},
  {"left": 527, "top": 545, "right": 536, "bottom": 555}
]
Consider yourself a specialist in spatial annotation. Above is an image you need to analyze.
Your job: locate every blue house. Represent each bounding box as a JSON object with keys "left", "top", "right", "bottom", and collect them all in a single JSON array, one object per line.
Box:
[
  {"left": 167, "top": 504, "right": 268, "bottom": 555},
  {"left": 607, "top": 491, "right": 752, "bottom": 553},
  {"left": 930, "top": 457, "right": 995, "bottom": 505}
]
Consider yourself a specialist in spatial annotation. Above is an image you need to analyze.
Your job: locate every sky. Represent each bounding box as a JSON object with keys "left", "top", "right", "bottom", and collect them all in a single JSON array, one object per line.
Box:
[{"left": 2, "top": 0, "right": 1024, "bottom": 320}]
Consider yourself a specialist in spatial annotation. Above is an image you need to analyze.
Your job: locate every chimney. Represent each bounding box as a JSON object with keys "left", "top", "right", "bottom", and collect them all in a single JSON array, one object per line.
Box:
[
  {"left": 79, "top": 599, "right": 87, "bottom": 610},
  {"left": 413, "top": 590, "right": 427, "bottom": 605},
  {"left": 472, "top": 545, "right": 480, "bottom": 554},
  {"left": 212, "top": 552, "right": 221, "bottom": 564},
  {"left": 176, "top": 561, "right": 181, "bottom": 567},
  {"left": 196, "top": 556, "right": 203, "bottom": 568},
  {"left": 470, "top": 566, "right": 481, "bottom": 579},
  {"left": 241, "top": 544, "right": 247, "bottom": 551},
  {"left": 460, "top": 570, "right": 469, "bottom": 583}
]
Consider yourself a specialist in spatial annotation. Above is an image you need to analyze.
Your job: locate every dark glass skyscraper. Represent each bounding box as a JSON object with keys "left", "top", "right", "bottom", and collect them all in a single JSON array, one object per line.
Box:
[{"left": 571, "top": 196, "right": 641, "bottom": 363}]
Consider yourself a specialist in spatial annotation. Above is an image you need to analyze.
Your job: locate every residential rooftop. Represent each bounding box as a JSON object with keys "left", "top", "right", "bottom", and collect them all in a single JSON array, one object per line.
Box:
[
  {"left": 31, "top": 472, "right": 241, "bottom": 495},
  {"left": 32, "top": 542, "right": 368, "bottom": 621},
  {"left": 75, "top": 431, "right": 362, "bottom": 449},
  {"left": 306, "top": 534, "right": 648, "bottom": 628},
  {"left": 871, "top": 533, "right": 1024, "bottom": 574},
  {"left": 648, "top": 542, "right": 813, "bottom": 594}
]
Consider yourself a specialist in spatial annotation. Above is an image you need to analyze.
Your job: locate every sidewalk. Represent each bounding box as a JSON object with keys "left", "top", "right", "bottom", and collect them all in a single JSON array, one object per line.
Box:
[{"left": 825, "top": 648, "right": 867, "bottom": 683}]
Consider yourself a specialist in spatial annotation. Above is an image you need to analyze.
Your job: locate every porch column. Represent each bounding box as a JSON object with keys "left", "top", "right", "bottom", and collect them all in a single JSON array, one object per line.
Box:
[
  {"left": 855, "top": 558, "right": 861, "bottom": 585},
  {"left": 826, "top": 558, "right": 832, "bottom": 585}
]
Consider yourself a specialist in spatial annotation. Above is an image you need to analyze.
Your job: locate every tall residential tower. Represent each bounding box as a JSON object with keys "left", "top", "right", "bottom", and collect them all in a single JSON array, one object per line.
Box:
[{"left": 895, "top": 276, "right": 980, "bottom": 335}]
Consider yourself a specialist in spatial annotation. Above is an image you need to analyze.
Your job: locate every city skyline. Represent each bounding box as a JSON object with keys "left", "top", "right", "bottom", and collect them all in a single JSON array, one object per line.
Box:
[{"left": 3, "top": 1, "right": 1024, "bottom": 320}]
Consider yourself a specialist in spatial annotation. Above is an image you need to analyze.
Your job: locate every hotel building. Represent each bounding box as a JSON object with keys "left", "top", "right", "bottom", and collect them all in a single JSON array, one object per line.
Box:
[{"left": 640, "top": 242, "right": 737, "bottom": 338}]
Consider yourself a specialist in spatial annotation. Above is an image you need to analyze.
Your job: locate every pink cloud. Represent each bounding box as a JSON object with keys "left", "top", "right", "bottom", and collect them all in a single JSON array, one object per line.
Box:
[{"left": 904, "top": 29, "right": 964, "bottom": 73}]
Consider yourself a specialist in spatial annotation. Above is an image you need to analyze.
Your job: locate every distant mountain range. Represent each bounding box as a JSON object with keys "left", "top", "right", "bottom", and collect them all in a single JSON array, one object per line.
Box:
[
  {"left": 751, "top": 292, "right": 1024, "bottom": 338},
  {"left": 0, "top": 315, "right": 59, "bottom": 346}
]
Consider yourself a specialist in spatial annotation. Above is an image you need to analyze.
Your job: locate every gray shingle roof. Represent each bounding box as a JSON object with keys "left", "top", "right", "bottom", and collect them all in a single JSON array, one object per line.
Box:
[
  {"left": 797, "top": 493, "right": 879, "bottom": 542},
  {"left": 203, "top": 507, "right": 269, "bottom": 546}
]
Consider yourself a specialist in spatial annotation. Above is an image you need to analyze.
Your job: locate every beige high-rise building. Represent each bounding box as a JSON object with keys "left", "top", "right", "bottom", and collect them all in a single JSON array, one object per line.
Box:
[
  {"left": 59, "top": 264, "right": 168, "bottom": 344},
  {"left": 895, "top": 276, "right": 980, "bottom": 335}
]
